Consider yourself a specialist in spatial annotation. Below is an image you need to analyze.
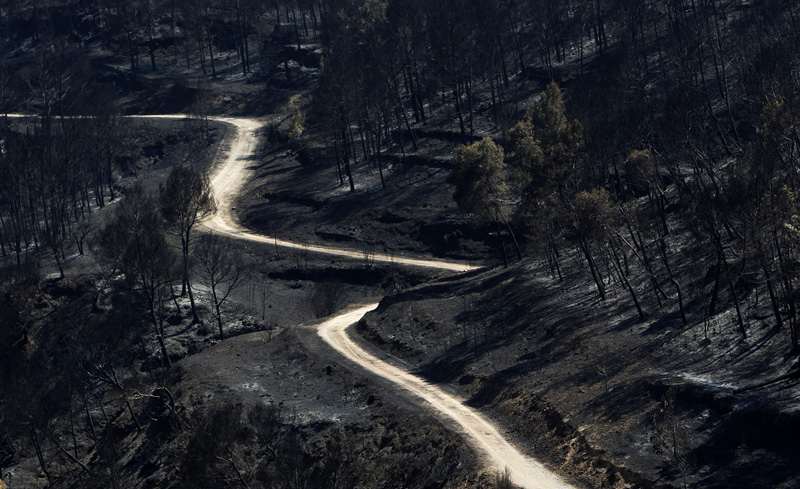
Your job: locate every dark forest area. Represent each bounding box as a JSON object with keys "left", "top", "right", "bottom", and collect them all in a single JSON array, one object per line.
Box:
[
  {"left": 2, "top": 0, "right": 800, "bottom": 488},
  {"left": 306, "top": 0, "right": 800, "bottom": 358}
]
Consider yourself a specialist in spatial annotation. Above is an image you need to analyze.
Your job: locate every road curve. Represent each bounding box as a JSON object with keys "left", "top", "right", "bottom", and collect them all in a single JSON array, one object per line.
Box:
[
  {"left": 5, "top": 113, "right": 475, "bottom": 271},
  {"left": 318, "top": 304, "right": 576, "bottom": 489},
  {"left": 201, "top": 116, "right": 479, "bottom": 272},
  {"left": 6, "top": 113, "right": 573, "bottom": 489},
  {"left": 205, "top": 117, "right": 575, "bottom": 489}
]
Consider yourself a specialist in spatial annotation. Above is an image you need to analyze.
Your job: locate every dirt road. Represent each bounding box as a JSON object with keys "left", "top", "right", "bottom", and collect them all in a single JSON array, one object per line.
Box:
[
  {"left": 204, "top": 117, "right": 575, "bottom": 489},
  {"left": 199, "top": 116, "right": 479, "bottom": 272},
  {"left": 7, "top": 113, "right": 573, "bottom": 488},
  {"left": 317, "top": 304, "right": 576, "bottom": 489}
]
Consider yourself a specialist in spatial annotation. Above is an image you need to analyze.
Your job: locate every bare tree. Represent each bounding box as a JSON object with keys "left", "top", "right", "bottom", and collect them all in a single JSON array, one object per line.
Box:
[
  {"left": 160, "top": 165, "right": 216, "bottom": 323},
  {"left": 96, "top": 183, "right": 179, "bottom": 368},
  {"left": 652, "top": 387, "right": 692, "bottom": 489},
  {"left": 187, "top": 87, "right": 214, "bottom": 149},
  {"left": 194, "top": 233, "right": 248, "bottom": 339}
]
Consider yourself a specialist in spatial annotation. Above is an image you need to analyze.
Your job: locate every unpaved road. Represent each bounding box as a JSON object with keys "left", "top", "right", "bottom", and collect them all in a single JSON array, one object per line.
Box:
[
  {"left": 199, "top": 116, "right": 479, "bottom": 272},
  {"left": 7, "top": 113, "right": 573, "bottom": 489},
  {"left": 318, "top": 304, "right": 576, "bottom": 489},
  {"left": 203, "top": 117, "right": 575, "bottom": 489}
]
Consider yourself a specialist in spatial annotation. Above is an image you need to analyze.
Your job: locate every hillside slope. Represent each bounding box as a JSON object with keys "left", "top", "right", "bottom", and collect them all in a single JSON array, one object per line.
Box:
[{"left": 357, "top": 257, "right": 800, "bottom": 489}]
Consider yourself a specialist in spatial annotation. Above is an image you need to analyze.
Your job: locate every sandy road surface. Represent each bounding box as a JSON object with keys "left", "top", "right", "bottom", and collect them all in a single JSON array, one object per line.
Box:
[{"left": 5, "top": 113, "right": 474, "bottom": 271}]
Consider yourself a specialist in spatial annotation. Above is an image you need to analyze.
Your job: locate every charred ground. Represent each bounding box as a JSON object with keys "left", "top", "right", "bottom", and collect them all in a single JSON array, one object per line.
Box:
[{"left": 4, "top": 1, "right": 800, "bottom": 488}]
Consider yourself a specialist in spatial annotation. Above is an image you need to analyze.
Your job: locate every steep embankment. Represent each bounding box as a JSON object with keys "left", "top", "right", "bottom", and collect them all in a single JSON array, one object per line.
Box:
[{"left": 356, "top": 259, "right": 800, "bottom": 489}]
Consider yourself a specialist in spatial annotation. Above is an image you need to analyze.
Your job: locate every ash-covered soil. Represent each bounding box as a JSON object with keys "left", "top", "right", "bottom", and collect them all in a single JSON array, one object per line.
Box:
[
  {"left": 236, "top": 134, "right": 497, "bottom": 264},
  {"left": 0, "top": 245, "right": 486, "bottom": 489},
  {"left": 136, "top": 319, "right": 486, "bottom": 489},
  {"left": 1, "top": 279, "right": 484, "bottom": 489},
  {"left": 0, "top": 113, "right": 490, "bottom": 488},
  {"left": 355, "top": 257, "right": 800, "bottom": 489}
]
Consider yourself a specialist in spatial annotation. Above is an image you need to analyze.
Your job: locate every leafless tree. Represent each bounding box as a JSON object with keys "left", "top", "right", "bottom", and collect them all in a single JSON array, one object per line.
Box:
[
  {"left": 194, "top": 233, "right": 249, "bottom": 339},
  {"left": 187, "top": 87, "right": 214, "bottom": 149},
  {"left": 96, "top": 183, "right": 179, "bottom": 368},
  {"left": 160, "top": 165, "right": 216, "bottom": 323},
  {"left": 652, "top": 387, "right": 692, "bottom": 489}
]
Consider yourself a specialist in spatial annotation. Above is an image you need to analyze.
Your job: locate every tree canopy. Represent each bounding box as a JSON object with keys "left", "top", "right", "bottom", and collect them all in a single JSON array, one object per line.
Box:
[{"left": 447, "top": 137, "right": 507, "bottom": 221}]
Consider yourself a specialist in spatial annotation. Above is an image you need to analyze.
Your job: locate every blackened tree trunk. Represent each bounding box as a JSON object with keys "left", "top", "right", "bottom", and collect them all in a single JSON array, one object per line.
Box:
[{"left": 579, "top": 237, "right": 606, "bottom": 300}]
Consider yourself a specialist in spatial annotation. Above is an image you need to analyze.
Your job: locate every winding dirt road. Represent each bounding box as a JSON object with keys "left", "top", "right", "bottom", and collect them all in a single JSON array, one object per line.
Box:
[
  {"left": 7, "top": 113, "right": 573, "bottom": 488},
  {"left": 317, "top": 304, "right": 576, "bottom": 489},
  {"left": 199, "top": 116, "right": 478, "bottom": 272},
  {"left": 201, "top": 116, "right": 575, "bottom": 489}
]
